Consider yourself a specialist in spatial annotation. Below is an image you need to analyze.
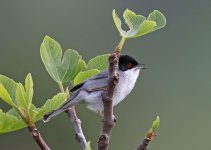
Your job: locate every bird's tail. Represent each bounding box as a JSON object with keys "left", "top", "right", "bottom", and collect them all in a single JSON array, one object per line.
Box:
[
  {"left": 43, "top": 109, "right": 65, "bottom": 123},
  {"left": 43, "top": 97, "right": 75, "bottom": 122}
]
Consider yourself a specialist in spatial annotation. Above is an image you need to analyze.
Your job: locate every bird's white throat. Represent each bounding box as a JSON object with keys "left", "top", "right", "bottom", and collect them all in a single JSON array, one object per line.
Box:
[{"left": 112, "top": 69, "right": 140, "bottom": 106}]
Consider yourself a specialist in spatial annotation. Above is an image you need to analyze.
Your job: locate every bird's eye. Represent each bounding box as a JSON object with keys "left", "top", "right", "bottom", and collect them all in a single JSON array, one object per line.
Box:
[{"left": 127, "top": 63, "right": 133, "bottom": 69}]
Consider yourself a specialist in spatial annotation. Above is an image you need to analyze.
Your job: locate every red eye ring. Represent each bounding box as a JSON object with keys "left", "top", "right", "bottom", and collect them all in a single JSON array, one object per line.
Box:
[{"left": 127, "top": 63, "right": 133, "bottom": 69}]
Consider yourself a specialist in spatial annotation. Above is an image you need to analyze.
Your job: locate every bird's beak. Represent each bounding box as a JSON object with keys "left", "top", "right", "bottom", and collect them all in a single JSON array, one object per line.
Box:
[{"left": 135, "top": 64, "right": 146, "bottom": 70}]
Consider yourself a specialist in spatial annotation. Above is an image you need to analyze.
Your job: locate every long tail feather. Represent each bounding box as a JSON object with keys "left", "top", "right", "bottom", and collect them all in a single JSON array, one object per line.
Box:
[
  {"left": 43, "top": 109, "right": 65, "bottom": 122},
  {"left": 43, "top": 97, "right": 76, "bottom": 122}
]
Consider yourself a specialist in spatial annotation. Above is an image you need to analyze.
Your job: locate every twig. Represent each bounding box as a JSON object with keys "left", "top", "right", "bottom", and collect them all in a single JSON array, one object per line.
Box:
[
  {"left": 66, "top": 106, "right": 87, "bottom": 150},
  {"left": 58, "top": 82, "right": 88, "bottom": 150},
  {"left": 136, "top": 137, "right": 151, "bottom": 150},
  {"left": 98, "top": 49, "right": 120, "bottom": 150},
  {"left": 28, "top": 125, "right": 51, "bottom": 150},
  {"left": 136, "top": 128, "right": 157, "bottom": 150}
]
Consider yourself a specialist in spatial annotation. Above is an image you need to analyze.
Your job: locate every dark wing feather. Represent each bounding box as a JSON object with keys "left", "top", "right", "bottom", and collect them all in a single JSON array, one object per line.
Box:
[{"left": 70, "top": 82, "right": 84, "bottom": 92}]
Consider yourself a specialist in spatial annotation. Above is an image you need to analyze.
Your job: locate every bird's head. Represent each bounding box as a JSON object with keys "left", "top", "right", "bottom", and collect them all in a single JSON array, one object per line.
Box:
[{"left": 119, "top": 55, "right": 145, "bottom": 72}]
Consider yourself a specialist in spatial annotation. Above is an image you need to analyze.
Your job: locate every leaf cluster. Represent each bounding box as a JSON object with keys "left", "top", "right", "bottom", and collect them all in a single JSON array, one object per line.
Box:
[
  {"left": 0, "top": 36, "right": 109, "bottom": 134},
  {"left": 0, "top": 74, "right": 67, "bottom": 133},
  {"left": 113, "top": 9, "right": 166, "bottom": 39},
  {"left": 0, "top": 8, "right": 165, "bottom": 150},
  {"left": 41, "top": 36, "right": 109, "bottom": 86}
]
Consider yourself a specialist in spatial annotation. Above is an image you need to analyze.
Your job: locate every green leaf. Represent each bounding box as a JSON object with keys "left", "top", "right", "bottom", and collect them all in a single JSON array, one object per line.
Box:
[
  {"left": 87, "top": 54, "right": 109, "bottom": 71},
  {"left": 28, "top": 105, "right": 45, "bottom": 122},
  {"left": 29, "top": 93, "right": 68, "bottom": 122},
  {"left": 74, "top": 69, "right": 100, "bottom": 85},
  {"left": 86, "top": 141, "right": 92, "bottom": 150},
  {"left": 40, "top": 93, "right": 68, "bottom": 116},
  {"left": 0, "top": 75, "right": 17, "bottom": 104},
  {"left": 112, "top": 9, "right": 126, "bottom": 36},
  {"left": 152, "top": 116, "right": 160, "bottom": 131},
  {"left": 112, "top": 9, "right": 166, "bottom": 39},
  {"left": 123, "top": 9, "right": 146, "bottom": 37},
  {"left": 0, "top": 84, "right": 15, "bottom": 107},
  {"left": 40, "top": 36, "right": 84, "bottom": 83},
  {"left": 16, "top": 83, "right": 28, "bottom": 110},
  {"left": 147, "top": 10, "right": 166, "bottom": 30},
  {"left": 61, "top": 49, "right": 83, "bottom": 82},
  {"left": 77, "top": 59, "right": 87, "bottom": 72},
  {"left": 7, "top": 108, "right": 22, "bottom": 119},
  {"left": 31, "top": 107, "right": 46, "bottom": 122},
  {"left": 0, "top": 110, "right": 26, "bottom": 134},
  {"left": 24, "top": 73, "right": 33, "bottom": 110},
  {"left": 134, "top": 20, "right": 156, "bottom": 37},
  {"left": 40, "top": 36, "right": 62, "bottom": 82}
]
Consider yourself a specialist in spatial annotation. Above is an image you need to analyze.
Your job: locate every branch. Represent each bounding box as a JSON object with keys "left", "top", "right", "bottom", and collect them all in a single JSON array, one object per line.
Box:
[
  {"left": 58, "top": 83, "right": 88, "bottom": 150},
  {"left": 66, "top": 106, "right": 87, "bottom": 150},
  {"left": 28, "top": 125, "right": 51, "bottom": 150},
  {"left": 98, "top": 48, "right": 120, "bottom": 150},
  {"left": 136, "top": 122, "right": 159, "bottom": 150},
  {"left": 136, "top": 137, "right": 151, "bottom": 150}
]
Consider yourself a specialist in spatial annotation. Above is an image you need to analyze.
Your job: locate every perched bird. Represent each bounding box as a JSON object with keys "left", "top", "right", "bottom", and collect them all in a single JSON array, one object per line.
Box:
[{"left": 43, "top": 55, "right": 145, "bottom": 122}]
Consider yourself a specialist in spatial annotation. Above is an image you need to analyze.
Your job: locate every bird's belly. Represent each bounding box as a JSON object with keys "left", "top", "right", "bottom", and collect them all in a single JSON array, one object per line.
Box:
[
  {"left": 83, "top": 91, "right": 104, "bottom": 112},
  {"left": 112, "top": 85, "right": 130, "bottom": 107}
]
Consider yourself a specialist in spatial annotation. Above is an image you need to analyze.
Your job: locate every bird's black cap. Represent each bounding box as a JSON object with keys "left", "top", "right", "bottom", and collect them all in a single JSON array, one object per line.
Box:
[{"left": 119, "top": 55, "right": 139, "bottom": 71}]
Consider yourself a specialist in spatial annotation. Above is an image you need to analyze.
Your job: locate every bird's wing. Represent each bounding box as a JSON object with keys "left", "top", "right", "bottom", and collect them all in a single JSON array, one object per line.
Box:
[
  {"left": 70, "top": 82, "right": 85, "bottom": 92},
  {"left": 70, "top": 70, "right": 108, "bottom": 92}
]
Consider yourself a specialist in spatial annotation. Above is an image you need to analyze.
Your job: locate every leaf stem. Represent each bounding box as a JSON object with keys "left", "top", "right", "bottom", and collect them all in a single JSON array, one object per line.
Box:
[
  {"left": 117, "top": 37, "right": 126, "bottom": 51},
  {"left": 58, "top": 82, "right": 65, "bottom": 93}
]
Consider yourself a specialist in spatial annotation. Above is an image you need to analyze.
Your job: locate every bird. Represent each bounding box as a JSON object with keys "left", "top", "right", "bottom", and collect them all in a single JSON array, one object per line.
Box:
[{"left": 43, "top": 55, "right": 145, "bottom": 122}]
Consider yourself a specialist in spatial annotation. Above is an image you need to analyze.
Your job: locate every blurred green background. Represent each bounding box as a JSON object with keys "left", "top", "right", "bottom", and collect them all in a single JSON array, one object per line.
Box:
[{"left": 0, "top": 0, "right": 211, "bottom": 150}]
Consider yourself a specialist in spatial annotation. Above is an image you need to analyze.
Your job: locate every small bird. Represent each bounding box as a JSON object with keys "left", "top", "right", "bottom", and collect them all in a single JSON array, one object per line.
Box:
[{"left": 43, "top": 55, "right": 145, "bottom": 122}]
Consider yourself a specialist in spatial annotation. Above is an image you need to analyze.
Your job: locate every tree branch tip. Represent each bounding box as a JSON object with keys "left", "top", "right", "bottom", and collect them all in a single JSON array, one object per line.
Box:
[
  {"left": 114, "top": 47, "right": 121, "bottom": 55},
  {"left": 109, "top": 52, "right": 117, "bottom": 57},
  {"left": 144, "top": 137, "right": 151, "bottom": 141},
  {"left": 147, "top": 132, "right": 157, "bottom": 141},
  {"left": 109, "top": 53, "right": 119, "bottom": 61}
]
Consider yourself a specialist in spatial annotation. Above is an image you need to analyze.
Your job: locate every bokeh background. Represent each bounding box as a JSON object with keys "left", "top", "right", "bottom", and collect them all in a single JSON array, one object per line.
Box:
[{"left": 0, "top": 0, "right": 211, "bottom": 150}]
